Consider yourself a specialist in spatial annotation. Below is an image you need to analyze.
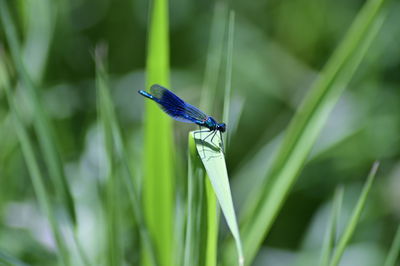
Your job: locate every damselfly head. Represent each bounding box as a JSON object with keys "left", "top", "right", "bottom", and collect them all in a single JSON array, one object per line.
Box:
[{"left": 218, "top": 123, "right": 226, "bottom": 132}]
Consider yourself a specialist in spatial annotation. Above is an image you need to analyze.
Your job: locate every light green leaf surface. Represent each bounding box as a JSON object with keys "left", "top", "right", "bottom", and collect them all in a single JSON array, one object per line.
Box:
[
  {"left": 328, "top": 162, "right": 380, "bottom": 266},
  {"left": 143, "top": 0, "right": 174, "bottom": 265},
  {"left": 384, "top": 224, "right": 400, "bottom": 266},
  {"left": 191, "top": 131, "right": 244, "bottom": 266},
  {"left": 223, "top": 0, "right": 388, "bottom": 264}
]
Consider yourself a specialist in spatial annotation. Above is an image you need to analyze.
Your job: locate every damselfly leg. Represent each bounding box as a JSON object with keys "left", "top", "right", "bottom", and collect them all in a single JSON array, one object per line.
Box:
[
  {"left": 194, "top": 128, "right": 224, "bottom": 159},
  {"left": 219, "top": 131, "right": 224, "bottom": 153},
  {"left": 194, "top": 126, "right": 210, "bottom": 158}
]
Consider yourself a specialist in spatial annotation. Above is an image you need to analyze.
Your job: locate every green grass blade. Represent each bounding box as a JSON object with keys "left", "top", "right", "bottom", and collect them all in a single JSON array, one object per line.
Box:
[
  {"left": 70, "top": 231, "right": 91, "bottom": 266},
  {"left": 191, "top": 131, "right": 244, "bottom": 266},
  {"left": 319, "top": 187, "right": 344, "bottom": 266},
  {"left": 0, "top": 0, "right": 76, "bottom": 225},
  {"left": 200, "top": 2, "right": 227, "bottom": 112},
  {"left": 95, "top": 46, "right": 157, "bottom": 266},
  {"left": 328, "top": 162, "right": 380, "bottom": 266},
  {"left": 1, "top": 66, "right": 69, "bottom": 266},
  {"left": 222, "top": 10, "right": 235, "bottom": 149},
  {"left": 223, "top": 0, "right": 388, "bottom": 264},
  {"left": 0, "top": 250, "right": 29, "bottom": 266},
  {"left": 184, "top": 134, "right": 207, "bottom": 266},
  {"left": 96, "top": 50, "right": 122, "bottom": 266},
  {"left": 21, "top": 0, "right": 55, "bottom": 82},
  {"left": 384, "top": 224, "right": 400, "bottom": 266},
  {"left": 143, "top": 0, "right": 174, "bottom": 264},
  {"left": 205, "top": 178, "right": 218, "bottom": 266}
]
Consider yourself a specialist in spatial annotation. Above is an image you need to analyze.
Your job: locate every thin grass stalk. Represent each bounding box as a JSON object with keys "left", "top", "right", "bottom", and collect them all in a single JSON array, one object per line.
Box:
[
  {"left": 319, "top": 187, "right": 344, "bottom": 266},
  {"left": 222, "top": 10, "right": 235, "bottom": 150},
  {"left": 383, "top": 224, "right": 400, "bottom": 266},
  {"left": 184, "top": 135, "right": 206, "bottom": 266},
  {"left": 328, "top": 162, "right": 380, "bottom": 266},
  {"left": 183, "top": 152, "right": 196, "bottom": 266},
  {"left": 0, "top": 0, "right": 76, "bottom": 225},
  {"left": 205, "top": 177, "right": 218, "bottom": 266},
  {"left": 1, "top": 76, "right": 69, "bottom": 266},
  {"left": 1, "top": 2, "right": 87, "bottom": 262},
  {"left": 94, "top": 46, "right": 157, "bottom": 266},
  {"left": 200, "top": 2, "right": 227, "bottom": 112},
  {"left": 96, "top": 55, "right": 123, "bottom": 266}
]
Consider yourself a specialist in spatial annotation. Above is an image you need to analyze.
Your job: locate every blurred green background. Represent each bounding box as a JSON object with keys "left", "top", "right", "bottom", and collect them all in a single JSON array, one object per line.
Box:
[{"left": 0, "top": 0, "right": 399, "bottom": 265}]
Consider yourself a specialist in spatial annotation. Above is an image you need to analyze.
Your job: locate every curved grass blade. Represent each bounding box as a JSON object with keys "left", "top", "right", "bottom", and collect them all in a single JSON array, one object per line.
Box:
[
  {"left": 0, "top": 0, "right": 76, "bottom": 225},
  {"left": 223, "top": 0, "right": 388, "bottom": 263},
  {"left": 328, "top": 162, "right": 380, "bottom": 266},
  {"left": 143, "top": 0, "right": 174, "bottom": 265},
  {"left": 384, "top": 224, "right": 400, "bottom": 266},
  {"left": 319, "top": 187, "right": 344, "bottom": 266},
  {"left": 191, "top": 131, "right": 244, "bottom": 266}
]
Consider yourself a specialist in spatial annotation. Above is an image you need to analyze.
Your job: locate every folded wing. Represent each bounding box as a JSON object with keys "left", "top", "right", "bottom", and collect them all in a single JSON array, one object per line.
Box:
[{"left": 150, "top": 84, "right": 208, "bottom": 124}]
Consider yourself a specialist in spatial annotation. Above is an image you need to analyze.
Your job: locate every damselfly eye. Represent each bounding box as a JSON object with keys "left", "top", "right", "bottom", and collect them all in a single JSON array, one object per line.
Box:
[{"left": 219, "top": 123, "right": 226, "bottom": 132}]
